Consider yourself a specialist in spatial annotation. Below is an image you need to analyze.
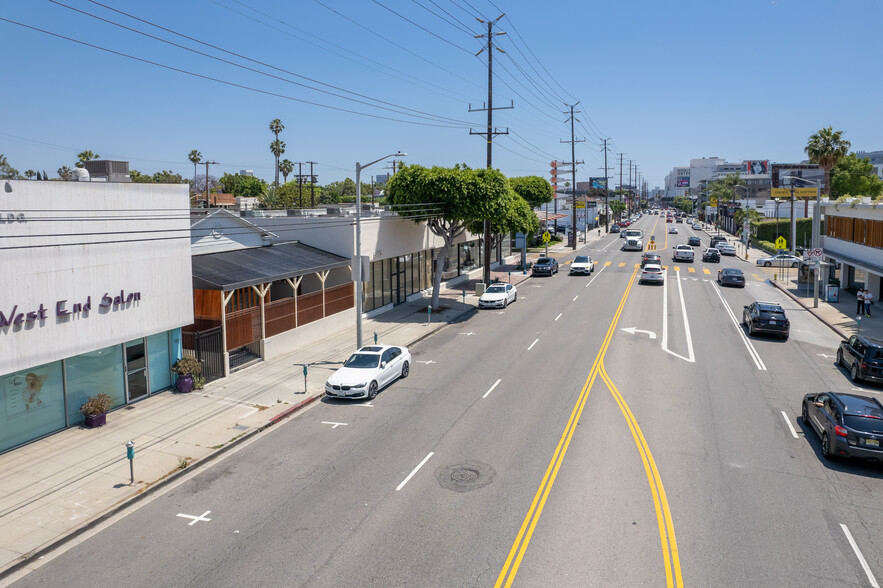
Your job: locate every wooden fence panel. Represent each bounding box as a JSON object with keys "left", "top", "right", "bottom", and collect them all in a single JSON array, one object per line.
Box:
[
  {"left": 265, "top": 298, "right": 298, "bottom": 337},
  {"left": 226, "top": 307, "right": 261, "bottom": 349},
  {"left": 324, "top": 284, "right": 354, "bottom": 315}
]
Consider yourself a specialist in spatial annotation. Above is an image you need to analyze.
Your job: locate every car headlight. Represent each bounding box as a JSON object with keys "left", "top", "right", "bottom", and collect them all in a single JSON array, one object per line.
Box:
[{"left": 354, "top": 382, "right": 367, "bottom": 388}]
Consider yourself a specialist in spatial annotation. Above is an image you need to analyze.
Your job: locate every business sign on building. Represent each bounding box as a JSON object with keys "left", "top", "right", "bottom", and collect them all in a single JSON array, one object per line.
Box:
[
  {"left": 743, "top": 160, "right": 769, "bottom": 174},
  {"left": 778, "top": 167, "right": 825, "bottom": 188},
  {"left": 676, "top": 177, "right": 690, "bottom": 188},
  {"left": 590, "top": 177, "right": 608, "bottom": 190},
  {"left": 771, "top": 188, "right": 818, "bottom": 198}
]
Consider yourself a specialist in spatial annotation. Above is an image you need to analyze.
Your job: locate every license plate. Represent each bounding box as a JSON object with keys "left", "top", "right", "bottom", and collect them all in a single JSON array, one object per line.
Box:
[
  {"left": 866, "top": 439, "right": 879, "bottom": 447},
  {"left": 770, "top": 320, "right": 777, "bottom": 325}
]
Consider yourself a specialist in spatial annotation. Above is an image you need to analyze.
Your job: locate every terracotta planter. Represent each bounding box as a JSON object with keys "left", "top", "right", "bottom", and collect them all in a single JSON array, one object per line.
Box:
[
  {"left": 84, "top": 413, "right": 106, "bottom": 428},
  {"left": 176, "top": 374, "right": 194, "bottom": 394}
]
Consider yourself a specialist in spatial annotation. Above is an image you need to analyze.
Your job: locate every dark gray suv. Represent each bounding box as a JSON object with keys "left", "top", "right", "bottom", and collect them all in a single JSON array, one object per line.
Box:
[
  {"left": 802, "top": 391, "right": 883, "bottom": 460},
  {"left": 532, "top": 257, "right": 559, "bottom": 276},
  {"left": 838, "top": 335, "right": 883, "bottom": 384}
]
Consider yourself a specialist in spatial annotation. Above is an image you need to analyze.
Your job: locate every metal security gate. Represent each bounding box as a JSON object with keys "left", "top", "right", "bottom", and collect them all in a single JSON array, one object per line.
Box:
[{"left": 182, "top": 326, "right": 224, "bottom": 383}]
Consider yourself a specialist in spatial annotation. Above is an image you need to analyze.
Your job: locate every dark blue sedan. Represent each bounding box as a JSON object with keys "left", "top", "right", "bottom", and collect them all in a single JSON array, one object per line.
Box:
[{"left": 687, "top": 236, "right": 701, "bottom": 247}]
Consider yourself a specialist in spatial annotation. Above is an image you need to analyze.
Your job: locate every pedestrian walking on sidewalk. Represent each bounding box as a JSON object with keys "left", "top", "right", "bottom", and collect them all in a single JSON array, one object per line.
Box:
[
  {"left": 865, "top": 289, "right": 873, "bottom": 317},
  {"left": 858, "top": 289, "right": 866, "bottom": 315}
]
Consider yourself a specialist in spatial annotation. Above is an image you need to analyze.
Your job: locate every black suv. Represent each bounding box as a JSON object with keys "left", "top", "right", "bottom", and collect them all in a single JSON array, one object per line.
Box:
[
  {"left": 702, "top": 248, "right": 721, "bottom": 263},
  {"left": 641, "top": 252, "right": 661, "bottom": 267},
  {"left": 742, "top": 301, "right": 789, "bottom": 339},
  {"left": 838, "top": 335, "right": 883, "bottom": 384},
  {"left": 532, "top": 257, "right": 559, "bottom": 276},
  {"left": 802, "top": 391, "right": 883, "bottom": 460}
]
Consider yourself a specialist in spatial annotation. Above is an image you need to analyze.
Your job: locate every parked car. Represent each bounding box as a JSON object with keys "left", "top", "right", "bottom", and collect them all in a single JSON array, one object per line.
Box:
[
  {"left": 756, "top": 253, "right": 801, "bottom": 268},
  {"left": 570, "top": 255, "right": 594, "bottom": 275},
  {"left": 325, "top": 345, "right": 411, "bottom": 400},
  {"left": 641, "top": 252, "right": 661, "bottom": 267},
  {"left": 687, "top": 236, "right": 701, "bottom": 247},
  {"left": 702, "top": 248, "right": 721, "bottom": 263},
  {"left": 532, "top": 257, "right": 559, "bottom": 276},
  {"left": 718, "top": 268, "right": 746, "bottom": 288},
  {"left": 802, "top": 391, "right": 883, "bottom": 461},
  {"left": 742, "top": 301, "right": 789, "bottom": 338},
  {"left": 692, "top": 222, "right": 702, "bottom": 230},
  {"left": 717, "top": 242, "right": 737, "bottom": 256},
  {"left": 672, "top": 244, "right": 694, "bottom": 262},
  {"left": 478, "top": 283, "right": 517, "bottom": 308},
  {"left": 837, "top": 334, "right": 883, "bottom": 384},
  {"left": 668, "top": 226, "right": 679, "bottom": 234},
  {"left": 639, "top": 263, "right": 665, "bottom": 285}
]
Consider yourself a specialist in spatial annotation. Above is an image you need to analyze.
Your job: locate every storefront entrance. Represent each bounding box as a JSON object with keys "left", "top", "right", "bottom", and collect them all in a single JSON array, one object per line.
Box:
[
  {"left": 393, "top": 255, "right": 408, "bottom": 305},
  {"left": 125, "top": 339, "right": 149, "bottom": 402}
]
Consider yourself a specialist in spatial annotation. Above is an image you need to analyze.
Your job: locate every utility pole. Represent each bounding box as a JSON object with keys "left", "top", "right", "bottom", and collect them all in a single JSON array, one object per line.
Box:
[
  {"left": 305, "top": 161, "right": 317, "bottom": 208},
  {"left": 562, "top": 103, "right": 585, "bottom": 250},
  {"left": 627, "top": 161, "right": 633, "bottom": 217},
  {"left": 600, "top": 139, "right": 613, "bottom": 232},
  {"left": 617, "top": 154, "right": 625, "bottom": 223},
  {"left": 470, "top": 13, "right": 513, "bottom": 286},
  {"left": 203, "top": 160, "right": 218, "bottom": 207}
]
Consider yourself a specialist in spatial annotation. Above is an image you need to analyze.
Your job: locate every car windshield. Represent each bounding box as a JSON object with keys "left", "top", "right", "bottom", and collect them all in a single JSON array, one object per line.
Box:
[
  {"left": 486, "top": 285, "right": 506, "bottom": 293},
  {"left": 574, "top": 256, "right": 589, "bottom": 263},
  {"left": 722, "top": 269, "right": 742, "bottom": 276},
  {"left": 757, "top": 304, "right": 783, "bottom": 312},
  {"left": 537, "top": 258, "right": 553, "bottom": 265},
  {"left": 343, "top": 353, "right": 380, "bottom": 369},
  {"left": 844, "top": 414, "right": 883, "bottom": 432}
]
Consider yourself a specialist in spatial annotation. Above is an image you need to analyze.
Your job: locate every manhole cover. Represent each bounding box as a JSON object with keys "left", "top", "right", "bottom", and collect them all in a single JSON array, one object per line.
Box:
[{"left": 436, "top": 461, "right": 495, "bottom": 493}]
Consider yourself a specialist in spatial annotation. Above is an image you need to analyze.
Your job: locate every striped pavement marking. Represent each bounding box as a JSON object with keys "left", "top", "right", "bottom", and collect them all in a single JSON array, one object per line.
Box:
[
  {"left": 703, "top": 268, "right": 711, "bottom": 275},
  {"left": 618, "top": 262, "right": 626, "bottom": 267},
  {"left": 673, "top": 265, "right": 680, "bottom": 272},
  {"left": 605, "top": 261, "right": 612, "bottom": 267},
  {"left": 688, "top": 267, "right": 695, "bottom": 273},
  {"left": 752, "top": 273, "right": 764, "bottom": 281}
]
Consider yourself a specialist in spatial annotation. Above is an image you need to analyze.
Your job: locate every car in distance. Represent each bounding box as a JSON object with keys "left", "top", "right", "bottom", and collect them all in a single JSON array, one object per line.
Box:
[
  {"left": 325, "top": 345, "right": 411, "bottom": 400},
  {"left": 692, "top": 222, "right": 702, "bottom": 230},
  {"left": 478, "top": 283, "right": 517, "bottom": 308},
  {"left": 718, "top": 267, "right": 746, "bottom": 288},
  {"left": 717, "top": 242, "right": 737, "bottom": 256},
  {"left": 802, "top": 391, "right": 883, "bottom": 460},
  {"left": 676, "top": 217, "right": 683, "bottom": 223},
  {"left": 702, "top": 248, "right": 721, "bottom": 263},
  {"left": 837, "top": 334, "right": 883, "bottom": 384},
  {"left": 687, "top": 236, "right": 701, "bottom": 247},
  {"left": 610, "top": 224, "right": 620, "bottom": 233},
  {"left": 668, "top": 226, "right": 679, "bottom": 234},
  {"left": 742, "top": 301, "right": 789, "bottom": 338},
  {"left": 672, "top": 244, "right": 694, "bottom": 262},
  {"left": 709, "top": 235, "right": 728, "bottom": 248},
  {"left": 756, "top": 253, "right": 801, "bottom": 268},
  {"left": 639, "top": 263, "right": 665, "bottom": 285},
  {"left": 532, "top": 257, "right": 559, "bottom": 276},
  {"left": 570, "top": 255, "right": 595, "bottom": 275},
  {"left": 641, "top": 252, "right": 661, "bottom": 267}
]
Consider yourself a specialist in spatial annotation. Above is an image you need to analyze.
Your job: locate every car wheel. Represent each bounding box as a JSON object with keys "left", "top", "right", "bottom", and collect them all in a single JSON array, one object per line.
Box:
[
  {"left": 851, "top": 362, "right": 862, "bottom": 383},
  {"left": 401, "top": 361, "right": 410, "bottom": 379},
  {"left": 791, "top": 262, "right": 798, "bottom": 268},
  {"left": 748, "top": 322, "right": 754, "bottom": 336},
  {"left": 836, "top": 349, "right": 844, "bottom": 367},
  {"left": 764, "top": 262, "right": 772, "bottom": 267},
  {"left": 802, "top": 403, "right": 809, "bottom": 425},
  {"left": 821, "top": 432, "right": 833, "bottom": 459},
  {"left": 503, "top": 298, "right": 508, "bottom": 308},
  {"left": 368, "top": 381, "right": 379, "bottom": 400}
]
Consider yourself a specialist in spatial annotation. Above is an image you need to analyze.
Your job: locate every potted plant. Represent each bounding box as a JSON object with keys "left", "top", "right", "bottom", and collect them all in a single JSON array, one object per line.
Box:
[
  {"left": 172, "top": 356, "right": 202, "bottom": 393},
  {"left": 80, "top": 393, "right": 113, "bottom": 428}
]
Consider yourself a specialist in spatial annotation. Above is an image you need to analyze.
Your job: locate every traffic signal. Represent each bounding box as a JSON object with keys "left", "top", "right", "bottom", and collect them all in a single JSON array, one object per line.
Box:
[{"left": 550, "top": 161, "right": 558, "bottom": 187}]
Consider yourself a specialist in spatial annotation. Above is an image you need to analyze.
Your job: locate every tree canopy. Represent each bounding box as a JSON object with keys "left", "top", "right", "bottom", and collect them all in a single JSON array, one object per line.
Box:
[
  {"left": 805, "top": 126, "right": 850, "bottom": 197},
  {"left": 831, "top": 153, "right": 883, "bottom": 199},
  {"left": 219, "top": 173, "right": 267, "bottom": 197},
  {"left": 508, "top": 175, "right": 553, "bottom": 209}
]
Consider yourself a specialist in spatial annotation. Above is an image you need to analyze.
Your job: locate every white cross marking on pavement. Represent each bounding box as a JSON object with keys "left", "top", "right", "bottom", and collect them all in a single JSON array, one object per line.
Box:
[
  {"left": 177, "top": 511, "right": 212, "bottom": 526},
  {"left": 459, "top": 332, "right": 476, "bottom": 336},
  {"left": 416, "top": 360, "right": 435, "bottom": 364},
  {"left": 321, "top": 421, "right": 348, "bottom": 429}
]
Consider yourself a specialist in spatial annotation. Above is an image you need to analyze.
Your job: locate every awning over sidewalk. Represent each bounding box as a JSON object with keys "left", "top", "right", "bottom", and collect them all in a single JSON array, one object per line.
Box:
[
  {"left": 823, "top": 250, "right": 883, "bottom": 277},
  {"left": 192, "top": 241, "right": 350, "bottom": 291}
]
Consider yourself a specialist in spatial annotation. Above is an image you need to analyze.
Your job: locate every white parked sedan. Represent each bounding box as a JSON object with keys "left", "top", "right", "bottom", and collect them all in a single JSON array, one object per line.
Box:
[
  {"left": 478, "top": 283, "right": 517, "bottom": 308},
  {"left": 569, "top": 255, "right": 595, "bottom": 275},
  {"left": 325, "top": 344, "right": 411, "bottom": 400},
  {"left": 717, "top": 243, "right": 737, "bottom": 256},
  {"left": 756, "top": 253, "right": 801, "bottom": 268}
]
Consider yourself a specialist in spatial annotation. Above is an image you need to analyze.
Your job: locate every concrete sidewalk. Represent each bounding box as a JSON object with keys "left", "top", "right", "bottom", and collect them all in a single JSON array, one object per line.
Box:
[{"left": 0, "top": 233, "right": 606, "bottom": 581}]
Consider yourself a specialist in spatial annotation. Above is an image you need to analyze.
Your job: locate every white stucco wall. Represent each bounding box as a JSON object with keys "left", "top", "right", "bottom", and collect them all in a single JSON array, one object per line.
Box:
[{"left": 0, "top": 180, "right": 193, "bottom": 375}]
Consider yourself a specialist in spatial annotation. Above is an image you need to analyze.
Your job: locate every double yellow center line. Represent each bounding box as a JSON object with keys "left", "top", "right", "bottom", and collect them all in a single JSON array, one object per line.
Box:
[{"left": 494, "top": 265, "right": 683, "bottom": 587}]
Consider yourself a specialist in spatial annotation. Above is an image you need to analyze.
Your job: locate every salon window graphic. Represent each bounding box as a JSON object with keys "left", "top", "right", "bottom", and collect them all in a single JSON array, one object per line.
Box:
[{"left": 6, "top": 371, "right": 50, "bottom": 416}]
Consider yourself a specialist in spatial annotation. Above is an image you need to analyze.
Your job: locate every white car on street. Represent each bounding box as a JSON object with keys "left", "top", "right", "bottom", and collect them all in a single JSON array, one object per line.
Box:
[
  {"left": 639, "top": 263, "right": 665, "bottom": 284},
  {"left": 569, "top": 255, "right": 595, "bottom": 275},
  {"left": 325, "top": 345, "right": 411, "bottom": 400},
  {"left": 668, "top": 226, "right": 679, "bottom": 234},
  {"left": 672, "top": 244, "right": 695, "bottom": 262},
  {"left": 478, "top": 283, "right": 517, "bottom": 308},
  {"left": 717, "top": 243, "right": 737, "bottom": 256},
  {"left": 756, "top": 253, "right": 801, "bottom": 268}
]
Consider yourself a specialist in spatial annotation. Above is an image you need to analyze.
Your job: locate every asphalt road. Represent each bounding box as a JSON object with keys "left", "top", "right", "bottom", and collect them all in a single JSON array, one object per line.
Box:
[{"left": 10, "top": 215, "right": 883, "bottom": 588}]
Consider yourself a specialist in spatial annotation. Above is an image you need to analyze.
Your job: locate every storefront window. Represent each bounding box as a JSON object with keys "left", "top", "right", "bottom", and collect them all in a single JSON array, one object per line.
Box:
[
  {"left": 65, "top": 344, "right": 125, "bottom": 426},
  {"left": 460, "top": 241, "right": 480, "bottom": 274},
  {"left": 148, "top": 332, "right": 172, "bottom": 394},
  {"left": 0, "top": 361, "right": 65, "bottom": 453}
]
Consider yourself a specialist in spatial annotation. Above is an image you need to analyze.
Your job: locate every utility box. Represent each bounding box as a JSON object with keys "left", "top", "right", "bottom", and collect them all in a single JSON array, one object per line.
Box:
[{"left": 476, "top": 283, "right": 486, "bottom": 296}]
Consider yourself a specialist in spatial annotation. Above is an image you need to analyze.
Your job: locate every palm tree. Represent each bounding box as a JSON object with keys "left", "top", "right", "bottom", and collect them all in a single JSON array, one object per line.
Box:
[
  {"left": 269, "top": 119, "right": 284, "bottom": 185},
  {"left": 279, "top": 159, "right": 294, "bottom": 184},
  {"left": 270, "top": 139, "right": 286, "bottom": 187},
  {"left": 58, "top": 166, "right": 73, "bottom": 180},
  {"left": 76, "top": 150, "right": 99, "bottom": 168},
  {"left": 24, "top": 169, "right": 35, "bottom": 180},
  {"left": 188, "top": 150, "right": 202, "bottom": 197},
  {"left": 805, "top": 126, "right": 850, "bottom": 197}
]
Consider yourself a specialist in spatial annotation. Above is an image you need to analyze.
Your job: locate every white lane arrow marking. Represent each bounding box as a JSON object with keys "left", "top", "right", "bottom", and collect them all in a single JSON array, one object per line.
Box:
[
  {"left": 816, "top": 353, "right": 834, "bottom": 359},
  {"left": 321, "top": 421, "right": 348, "bottom": 429},
  {"left": 416, "top": 360, "right": 436, "bottom": 364},
  {"left": 459, "top": 332, "right": 476, "bottom": 336},
  {"left": 621, "top": 327, "right": 657, "bottom": 340},
  {"left": 177, "top": 511, "right": 212, "bottom": 526}
]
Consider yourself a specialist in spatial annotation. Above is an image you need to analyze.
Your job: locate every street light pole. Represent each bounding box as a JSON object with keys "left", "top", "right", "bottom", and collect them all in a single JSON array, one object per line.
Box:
[{"left": 355, "top": 151, "right": 407, "bottom": 349}]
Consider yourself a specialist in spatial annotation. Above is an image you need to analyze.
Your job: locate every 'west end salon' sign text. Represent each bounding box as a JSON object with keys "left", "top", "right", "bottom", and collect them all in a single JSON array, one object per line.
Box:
[{"left": 0, "top": 290, "right": 142, "bottom": 328}]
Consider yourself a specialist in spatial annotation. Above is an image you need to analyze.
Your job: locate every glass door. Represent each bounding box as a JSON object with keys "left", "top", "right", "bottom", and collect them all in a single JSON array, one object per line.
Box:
[
  {"left": 393, "top": 256, "right": 407, "bottom": 305},
  {"left": 125, "top": 339, "right": 149, "bottom": 402}
]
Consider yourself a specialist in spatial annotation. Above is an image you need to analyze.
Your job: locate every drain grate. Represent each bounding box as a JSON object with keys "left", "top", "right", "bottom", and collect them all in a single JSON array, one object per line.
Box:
[{"left": 436, "top": 461, "right": 495, "bottom": 493}]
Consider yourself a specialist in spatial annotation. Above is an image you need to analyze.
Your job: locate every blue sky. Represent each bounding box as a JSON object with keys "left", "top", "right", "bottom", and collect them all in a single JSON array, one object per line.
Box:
[{"left": 2, "top": 0, "right": 880, "bottom": 190}]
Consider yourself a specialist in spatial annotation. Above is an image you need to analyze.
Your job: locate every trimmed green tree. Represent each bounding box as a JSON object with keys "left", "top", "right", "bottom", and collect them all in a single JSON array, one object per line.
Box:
[
  {"left": 386, "top": 164, "right": 510, "bottom": 310},
  {"left": 805, "top": 126, "right": 850, "bottom": 198}
]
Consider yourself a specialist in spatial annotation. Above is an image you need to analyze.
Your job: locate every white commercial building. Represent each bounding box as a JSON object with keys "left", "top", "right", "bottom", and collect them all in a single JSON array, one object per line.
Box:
[
  {"left": 821, "top": 198, "right": 883, "bottom": 301},
  {"left": 0, "top": 180, "right": 193, "bottom": 453}
]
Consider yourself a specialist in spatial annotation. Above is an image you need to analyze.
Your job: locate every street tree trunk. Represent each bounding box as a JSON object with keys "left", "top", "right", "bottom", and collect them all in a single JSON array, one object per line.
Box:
[{"left": 427, "top": 218, "right": 466, "bottom": 311}]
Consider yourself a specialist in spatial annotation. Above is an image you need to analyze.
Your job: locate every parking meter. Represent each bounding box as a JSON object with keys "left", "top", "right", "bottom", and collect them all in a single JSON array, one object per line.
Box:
[
  {"left": 427, "top": 305, "right": 432, "bottom": 324},
  {"left": 374, "top": 331, "right": 378, "bottom": 344},
  {"left": 126, "top": 440, "right": 135, "bottom": 485},
  {"left": 302, "top": 364, "right": 308, "bottom": 394}
]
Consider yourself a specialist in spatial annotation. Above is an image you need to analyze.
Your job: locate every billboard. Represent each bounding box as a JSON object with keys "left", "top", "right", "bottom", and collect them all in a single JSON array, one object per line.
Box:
[
  {"left": 778, "top": 167, "right": 825, "bottom": 188},
  {"left": 743, "top": 160, "right": 769, "bottom": 174},
  {"left": 676, "top": 176, "right": 690, "bottom": 188},
  {"left": 589, "top": 177, "right": 608, "bottom": 190}
]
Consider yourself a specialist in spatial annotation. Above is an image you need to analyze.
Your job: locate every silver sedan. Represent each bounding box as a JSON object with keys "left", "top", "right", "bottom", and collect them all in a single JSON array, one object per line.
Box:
[{"left": 756, "top": 253, "right": 801, "bottom": 268}]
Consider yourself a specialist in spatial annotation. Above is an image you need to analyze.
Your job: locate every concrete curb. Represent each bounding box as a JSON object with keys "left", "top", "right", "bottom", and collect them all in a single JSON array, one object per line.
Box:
[{"left": 770, "top": 280, "right": 848, "bottom": 339}]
